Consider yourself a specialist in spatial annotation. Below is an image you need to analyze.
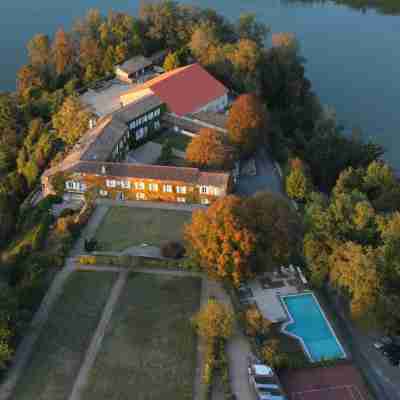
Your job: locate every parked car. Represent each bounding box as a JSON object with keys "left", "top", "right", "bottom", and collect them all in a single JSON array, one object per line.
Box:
[
  {"left": 382, "top": 343, "right": 400, "bottom": 357},
  {"left": 248, "top": 357, "right": 287, "bottom": 400}
]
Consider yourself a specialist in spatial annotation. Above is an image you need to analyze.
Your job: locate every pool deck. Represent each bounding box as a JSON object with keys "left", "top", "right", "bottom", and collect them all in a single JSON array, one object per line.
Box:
[
  {"left": 280, "top": 292, "right": 347, "bottom": 362},
  {"left": 248, "top": 277, "right": 298, "bottom": 323}
]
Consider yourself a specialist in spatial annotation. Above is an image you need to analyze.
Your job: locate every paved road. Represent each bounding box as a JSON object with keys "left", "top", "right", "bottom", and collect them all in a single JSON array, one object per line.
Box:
[
  {"left": 236, "top": 150, "right": 283, "bottom": 196},
  {"left": 330, "top": 297, "right": 400, "bottom": 400}
]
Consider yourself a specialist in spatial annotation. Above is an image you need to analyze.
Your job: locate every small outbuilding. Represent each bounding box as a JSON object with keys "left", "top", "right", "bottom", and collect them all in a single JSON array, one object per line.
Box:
[{"left": 115, "top": 55, "right": 153, "bottom": 83}]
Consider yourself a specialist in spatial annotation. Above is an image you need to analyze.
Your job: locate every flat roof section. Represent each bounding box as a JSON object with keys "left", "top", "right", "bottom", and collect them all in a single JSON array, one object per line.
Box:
[{"left": 80, "top": 80, "right": 136, "bottom": 117}]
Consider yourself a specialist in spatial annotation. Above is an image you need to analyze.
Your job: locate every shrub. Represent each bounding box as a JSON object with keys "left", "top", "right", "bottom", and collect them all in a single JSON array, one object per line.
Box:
[
  {"left": 243, "top": 305, "right": 272, "bottom": 337},
  {"left": 58, "top": 208, "right": 75, "bottom": 218},
  {"left": 161, "top": 241, "right": 185, "bottom": 259},
  {"left": 192, "top": 299, "right": 234, "bottom": 342},
  {"left": 84, "top": 237, "right": 98, "bottom": 252},
  {"left": 261, "top": 339, "right": 289, "bottom": 369}
]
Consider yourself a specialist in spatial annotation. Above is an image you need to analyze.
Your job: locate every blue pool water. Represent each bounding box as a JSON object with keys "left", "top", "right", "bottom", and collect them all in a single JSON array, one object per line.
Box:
[{"left": 282, "top": 293, "right": 346, "bottom": 362}]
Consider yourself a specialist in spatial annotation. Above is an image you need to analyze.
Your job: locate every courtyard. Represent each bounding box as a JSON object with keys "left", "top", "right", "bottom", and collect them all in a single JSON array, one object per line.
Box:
[{"left": 93, "top": 206, "right": 192, "bottom": 252}]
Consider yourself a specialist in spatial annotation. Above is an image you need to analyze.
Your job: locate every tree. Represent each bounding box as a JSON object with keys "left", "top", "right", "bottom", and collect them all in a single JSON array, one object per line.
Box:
[
  {"left": 27, "top": 33, "right": 51, "bottom": 69},
  {"left": 185, "top": 192, "right": 299, "bottom": 284},
  {"left": 243, "top": 192, "right": 302, "bottom": 271},
  {"left": 329, "top": 242, "right": 380, "bottom": 319},
  {"left": 185, "top": 128, "right": 234, "bottom": 169},
  {"left": 243, "top": 305, "right": 271, "bottom": 336},
  {"left": 79, "top": 37, "right": 102, "bottom": 71},
  {"left": 184, "top": 195, "right": 257, "bottom": 285},
  {"left": 286, "top": 160, "right": 312, "bottom": 202},
  {"left": 189, "top": 24, "right": 219, "bottom": 65},
  {"left": 226, "top": 94, "right": 269, "bottom": 157},
  {"left": 272, "top": 32, "right": 299, "bottom": 54},
  {"left": 0, "top": 193, "right": 17, "bottom": 247},
  {"left": 52, "top": 96, "right": 91, "bottom": 145},
  {"left": 228, "top": 39, "right": 262, "bottom": 91},
  {"left": 157, "top": 139, "right": 173, "bottom": 165},
  {"left": 163, "top": 51, "right": 181, "bottom": 71},
  {"left": 363, "top": 161, "right": 396, "bottom": 200},
  {"left": 192, "top": 299, "right": 234, "bottom": 342},
  {"left": 236, "top": 13, "right": 269, "bottom": 46},
  {"left": 52, "top": 28, "right": 74, "bottom": 76},
  {"left": 303, "top": 232, "right": 331, "bottom": 287}
]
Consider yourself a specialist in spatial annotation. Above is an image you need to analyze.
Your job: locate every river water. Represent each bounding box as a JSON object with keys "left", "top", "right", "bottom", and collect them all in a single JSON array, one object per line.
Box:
[{"left": 0, "top": 0, "right": 399, "bottom": 167}]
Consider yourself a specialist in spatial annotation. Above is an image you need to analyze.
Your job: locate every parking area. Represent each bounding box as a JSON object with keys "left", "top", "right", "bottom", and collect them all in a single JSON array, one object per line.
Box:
[
  {"left": 235, "top": 149, "right": 283, "bottom": 196},
  {"left": 280, "top": 363, "right": 372, "bottom": 400}
]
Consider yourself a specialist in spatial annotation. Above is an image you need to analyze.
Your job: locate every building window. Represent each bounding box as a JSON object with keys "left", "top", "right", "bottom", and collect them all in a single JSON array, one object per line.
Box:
[
  {"left": 148, "top": 112, "right": 154, "bottom": 120},
  {"left": 134, "top": 181, "right": 145, "bottom": 190},
  {"left": 176, "top": 186, "right": 187, "bottom": 194},
  {"left": 106, "top": 180, "right": 117, "bottom": 188},
  {"left": 136, "top": 127, "right": 145, "bottom": 140},
  {"left": 121, "top": 181, "right": 131, "bottom": 189},
  {"left": 201, "top": 198, "right": 210, "bottom": 205},
  {"left": 66, "top": 180, "right": 86, "bottom": 192},
  {"left": 99, "top": 190, "right": 108, "bottom": 197},
  {"left": 200, "top": 185, "right": 208, "bottom": 194},
  {"left": 136, "top": 192, "right": 146, "bottom": 200},
  {"left": 163, "top": 184, "right": 173, "bottom": 193},
  {"left": 154, "top": 108, "right": 160, "bottom": 116},
  {"left": 177, "top": 197, "right": 186, "bottom": 203},
  {"left": 154, "top": 120, "right": 160, "bottom": 130},
  {"left": 149, "top": 183, "right": 158, "bottom": 192}
]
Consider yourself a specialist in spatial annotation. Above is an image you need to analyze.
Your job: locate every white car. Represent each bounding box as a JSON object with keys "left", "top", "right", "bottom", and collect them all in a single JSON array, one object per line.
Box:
[{"left": 248, "top": 362, "right": 287, "bottom": 400}]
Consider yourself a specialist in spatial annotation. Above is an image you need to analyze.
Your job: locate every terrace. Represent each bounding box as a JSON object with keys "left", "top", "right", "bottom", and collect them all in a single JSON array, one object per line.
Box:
[
  {"left": 239, "top": 266, "right": 306, "bottom": 323},
  {"left": 80, "top": 79, "right": 136, "bottom": 117}
]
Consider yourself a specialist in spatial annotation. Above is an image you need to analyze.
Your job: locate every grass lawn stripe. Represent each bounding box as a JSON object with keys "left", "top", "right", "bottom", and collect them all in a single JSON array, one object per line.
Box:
[
  {"left": 82, "top": 273, "right": 201, "bottom": 400},
  {"left": 94, "top": 206, "right": 192, "bottom": 252},
  {"left": 12, "top": 271, "right": 118, "bottom": 400}
]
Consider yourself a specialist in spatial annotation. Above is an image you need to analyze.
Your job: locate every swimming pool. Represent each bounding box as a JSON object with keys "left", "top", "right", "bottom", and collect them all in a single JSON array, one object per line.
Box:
[{"left": 281, "top": 293, "right": 346, "bottom": 362}]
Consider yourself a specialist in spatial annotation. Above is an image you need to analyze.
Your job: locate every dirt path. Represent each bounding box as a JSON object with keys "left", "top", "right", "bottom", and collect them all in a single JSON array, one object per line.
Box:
[
  {"left": 68, "top": 270, "right": 128, "bottom": 400},
  {"left": 0, "top": 259, "right": 75, "bottom": 400}
]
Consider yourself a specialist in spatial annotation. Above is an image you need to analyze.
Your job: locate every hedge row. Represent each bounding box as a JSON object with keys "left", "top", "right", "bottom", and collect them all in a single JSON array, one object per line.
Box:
[{"left": 77, "top": 254, "right": 185, "bottom": 270}]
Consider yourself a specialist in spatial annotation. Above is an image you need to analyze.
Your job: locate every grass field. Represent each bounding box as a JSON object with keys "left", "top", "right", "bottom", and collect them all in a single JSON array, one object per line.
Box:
[
  {"left": 153, "top": 131, "right": 192, "bottom": 151},
  {"left": 83, "top": 273, "right": 201, "bottom": 400},
  {"left": 94, "top": 206, "right": 192, "bottom": 251},
  {"left": 12, "top": 272, "right": 117, "bottom": 400}
]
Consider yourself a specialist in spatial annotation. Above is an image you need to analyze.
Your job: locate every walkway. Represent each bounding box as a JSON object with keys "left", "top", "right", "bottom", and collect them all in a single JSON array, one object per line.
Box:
[
  {"left": 68, "top": 270, "right": 128, "bottom": 400},
  {"left": 204, "top": 280, "right": 255, "bottom": 400},
  {"left": 71, "top": 205, "right": 109, "bottom": 256},
  {"left": 0, "top": 259, "right": 75, "bottom": 400}
]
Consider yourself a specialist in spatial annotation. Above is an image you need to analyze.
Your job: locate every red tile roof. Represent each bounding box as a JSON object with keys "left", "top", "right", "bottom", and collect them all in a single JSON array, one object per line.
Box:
[{"left": 132, "top": 64, "right": 228, "bottom": 116}]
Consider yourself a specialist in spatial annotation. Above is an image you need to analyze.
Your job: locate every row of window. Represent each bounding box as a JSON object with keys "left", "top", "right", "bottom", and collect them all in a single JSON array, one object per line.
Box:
[
  {"left": 99, "top": 190, "right": 210, "bottom": 204},
  {"left": 128, "top": 108, "right": 161, "bottom": 130},
  {"left": 66, "top": 179, "right": 218, "bottom": 197},
  {"left": 105, "top": 180, "right": 189, "bottom": 194},
  {"left": 65, "top": 181, "right": 86, "bottom": 192}
]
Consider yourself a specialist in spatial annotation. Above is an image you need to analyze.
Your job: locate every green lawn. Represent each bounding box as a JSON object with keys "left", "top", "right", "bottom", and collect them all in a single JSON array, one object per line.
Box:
[
  {"left": 153, "top": 131, "right": 192, "bottom": 151},
  {"left": 12, "top": 272, "right": 117, "bottom": 400},
  {"left": 94, "top": 206, "right": 192, "bottom": 251},
  {"left": 83, "top": 273, "right": 201, "bottom": 400}
]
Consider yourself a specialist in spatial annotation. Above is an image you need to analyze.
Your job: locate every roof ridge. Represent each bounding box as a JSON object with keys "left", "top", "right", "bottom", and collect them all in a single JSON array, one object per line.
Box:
[{"left": 78, "top": 160, "right": 201, "bottom": 173}]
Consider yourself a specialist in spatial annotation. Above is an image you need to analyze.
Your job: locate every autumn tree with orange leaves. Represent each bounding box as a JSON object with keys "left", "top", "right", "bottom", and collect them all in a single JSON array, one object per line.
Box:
[
  {"left": 226, "top": 94, "right": 269, "bottom": 158},
  {"left": 186, "top": 128, "right": 235, "bottom": 169},
  {"left": 185, "top": 195, "right": 256, "bottom": 285},
  {"left": 185, "top": 193, "right": 300, "bottom": 285}
]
